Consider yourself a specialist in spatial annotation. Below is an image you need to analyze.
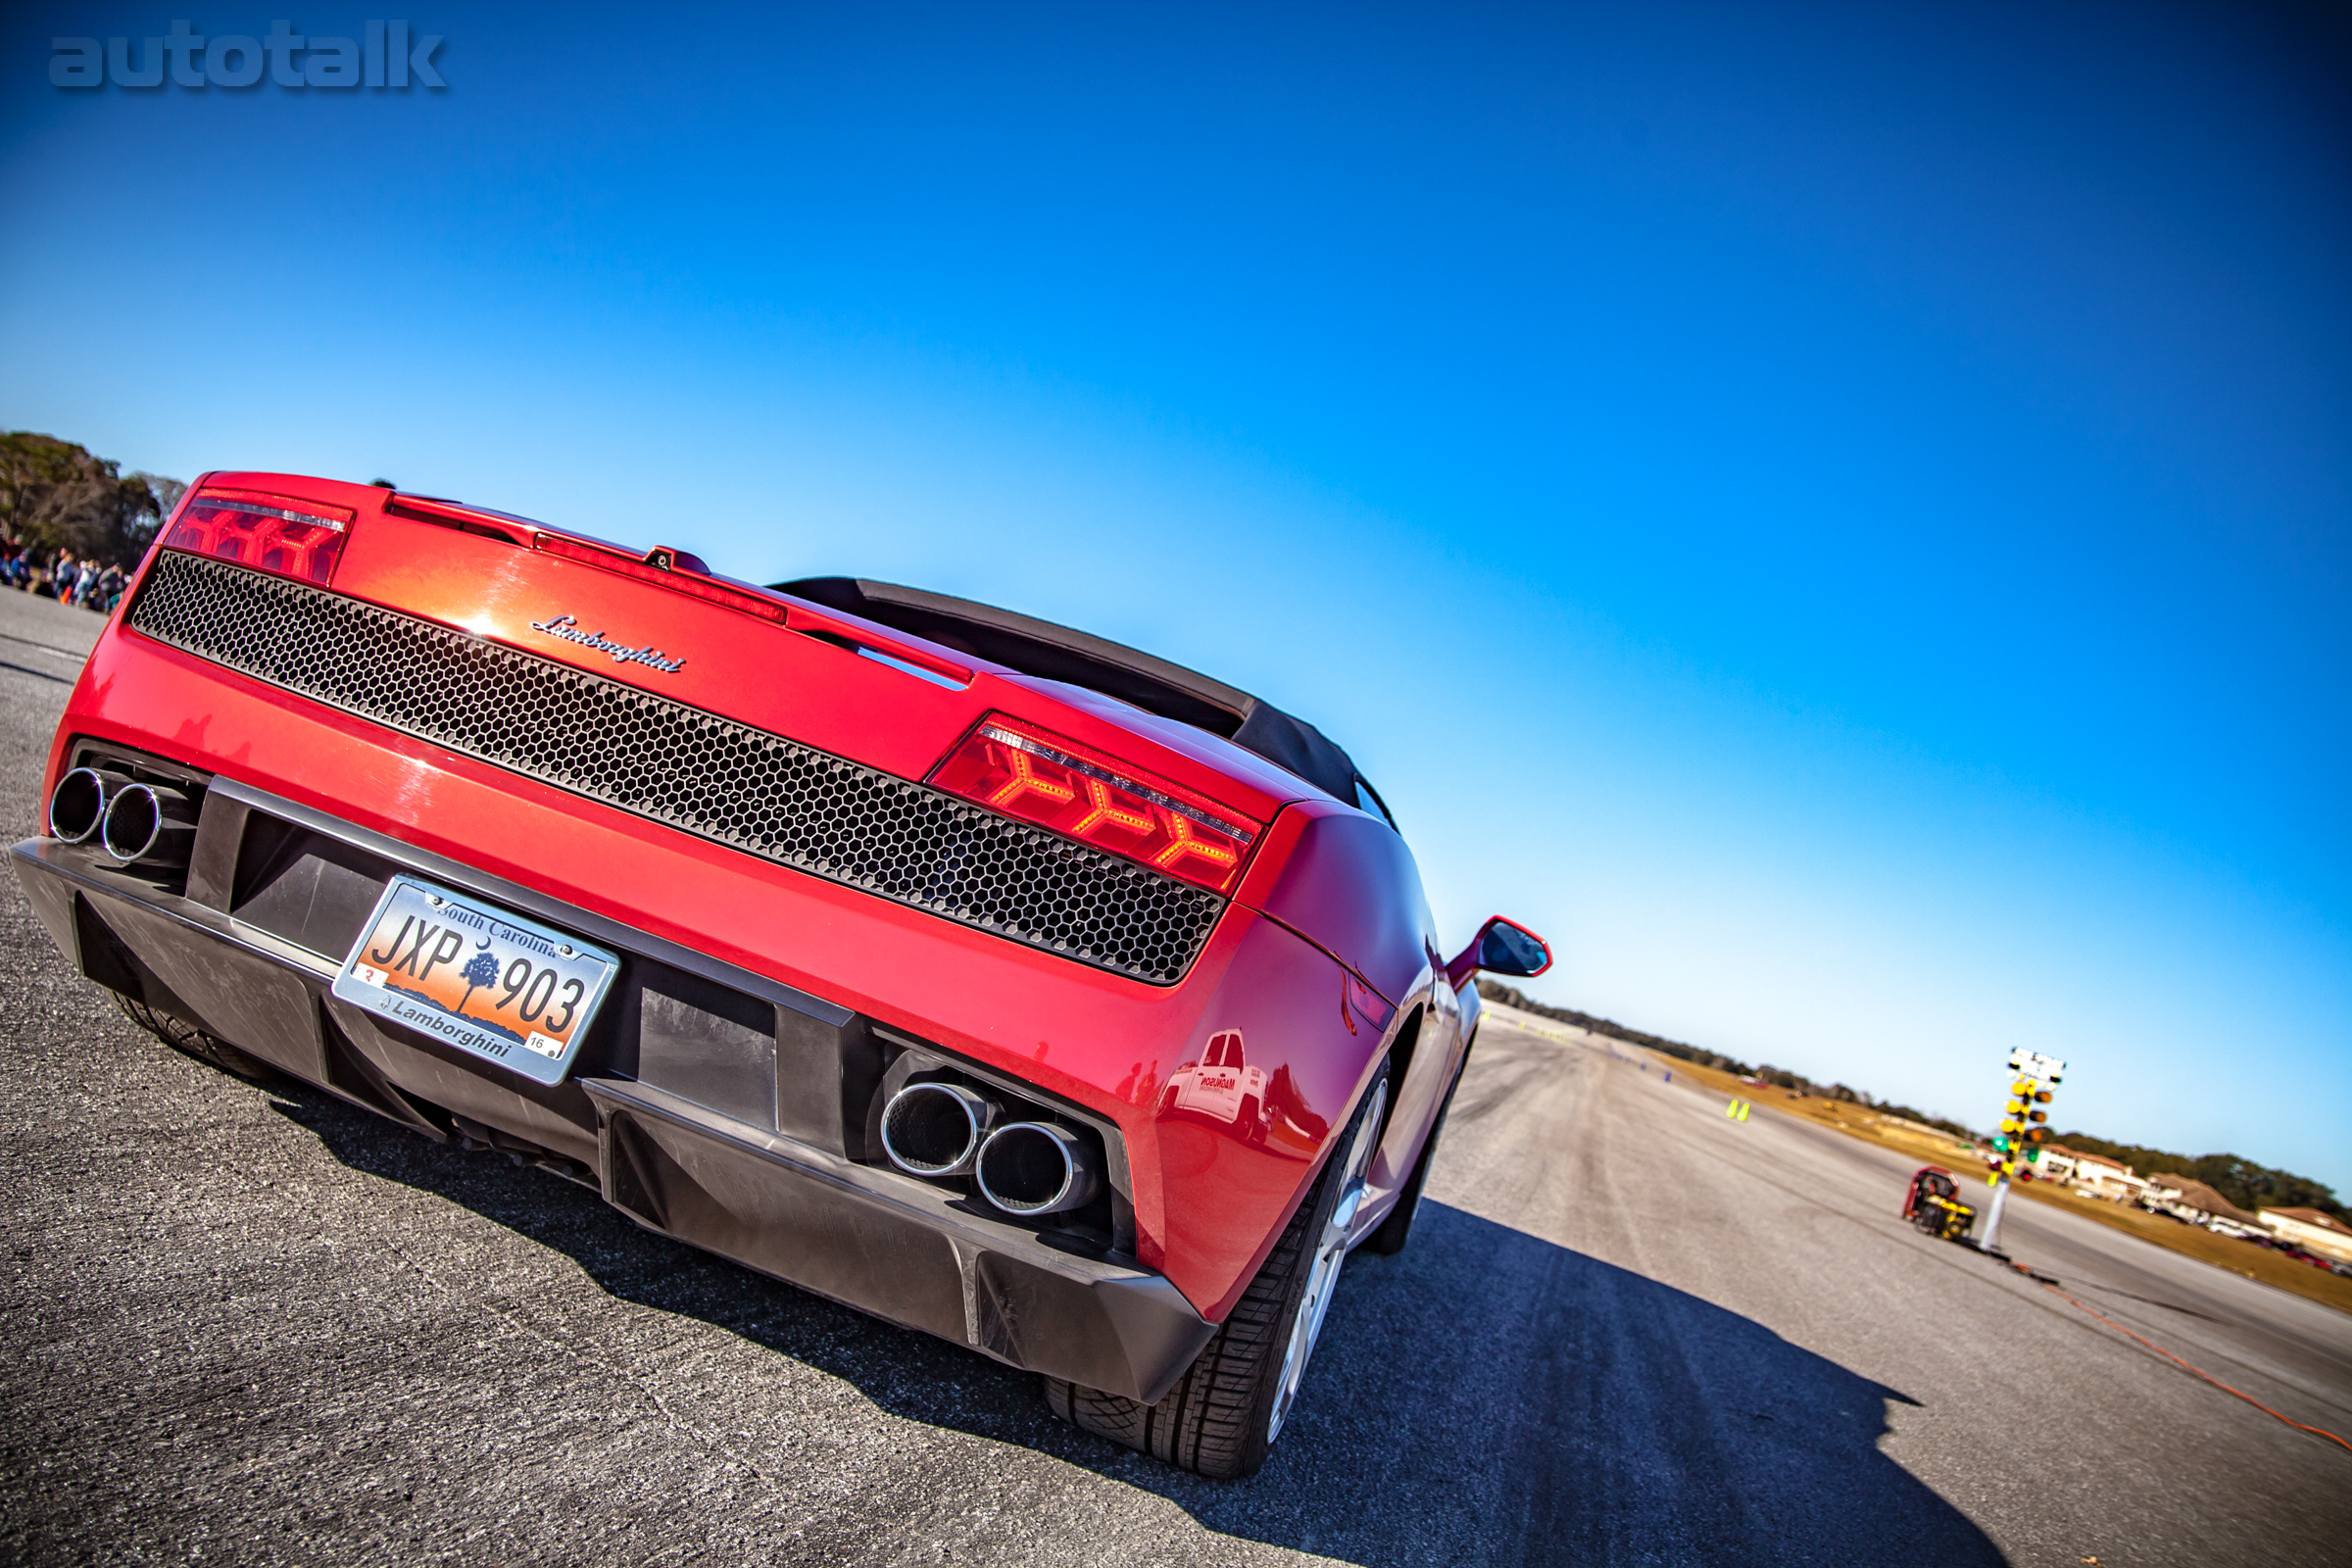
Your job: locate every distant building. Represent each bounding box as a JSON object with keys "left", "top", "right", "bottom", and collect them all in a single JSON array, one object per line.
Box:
[
  {"left": 2261, "top": 1207, "right": 2352, "bottom": 1265},
  {"left": 2037, "top": 1145, "right": 2082, "bottom": 1183},
  {"left": 2145, "top": 1175, "right": 2264, "bottom": 1237},
  {"left": 2043, "top": 1146, "right": 2148, "bottom": 1201}
]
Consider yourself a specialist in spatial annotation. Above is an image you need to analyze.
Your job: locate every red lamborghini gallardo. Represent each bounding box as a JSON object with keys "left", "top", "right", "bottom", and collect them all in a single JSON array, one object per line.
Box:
[{"left": 14, "top": 473, "right": 1550, "bottom": 1479}]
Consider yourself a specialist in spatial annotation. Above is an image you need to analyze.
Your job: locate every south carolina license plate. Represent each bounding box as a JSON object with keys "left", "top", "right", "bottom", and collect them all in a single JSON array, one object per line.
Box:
[{"left": 330, "top": 875, "right": 618, "bottom": 1086}]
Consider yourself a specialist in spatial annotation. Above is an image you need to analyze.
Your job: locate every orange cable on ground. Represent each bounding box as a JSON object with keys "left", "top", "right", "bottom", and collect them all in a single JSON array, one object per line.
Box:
[{"left": 2027, "top": 1271, "right": 2352, "bottom": 1455}]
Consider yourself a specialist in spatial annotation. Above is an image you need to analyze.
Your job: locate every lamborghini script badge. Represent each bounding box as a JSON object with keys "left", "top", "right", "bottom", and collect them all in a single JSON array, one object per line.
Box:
[{"left": 528, "top": 613, "right": 686, "bottom": 673}]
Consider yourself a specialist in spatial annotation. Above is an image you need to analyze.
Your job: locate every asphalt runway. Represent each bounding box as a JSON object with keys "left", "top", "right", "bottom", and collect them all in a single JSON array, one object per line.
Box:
[{"left": 3, "top": 586, "right": 2348, "bottom": 1566}]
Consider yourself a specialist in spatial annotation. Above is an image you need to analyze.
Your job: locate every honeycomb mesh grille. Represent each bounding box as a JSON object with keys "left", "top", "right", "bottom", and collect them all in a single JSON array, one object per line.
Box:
[{"left": 128, "top": 552, "right": 1223, "bottom": 983}]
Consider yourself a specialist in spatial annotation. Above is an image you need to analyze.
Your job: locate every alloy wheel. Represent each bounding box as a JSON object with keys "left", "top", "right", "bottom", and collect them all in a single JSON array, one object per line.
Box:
[{"left": 1268, "top": 1076, "right": 1388, "bottom": 1442}]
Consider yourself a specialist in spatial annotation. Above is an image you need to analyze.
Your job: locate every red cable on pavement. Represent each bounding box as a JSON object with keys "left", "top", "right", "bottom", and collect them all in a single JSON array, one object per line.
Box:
[{"left": 2030, "top": 1273, "right": 2352, "bottom": 1455}]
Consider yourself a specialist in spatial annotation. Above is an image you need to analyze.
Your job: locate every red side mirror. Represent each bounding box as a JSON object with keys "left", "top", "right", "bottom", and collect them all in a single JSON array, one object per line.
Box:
[{"left": 1445, "top": 915, "right": 1552, "bottom": 989}]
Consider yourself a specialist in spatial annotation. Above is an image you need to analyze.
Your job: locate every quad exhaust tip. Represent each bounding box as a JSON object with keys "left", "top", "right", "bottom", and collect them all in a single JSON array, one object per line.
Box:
[
  {"left": 99, "top": 782, "right": 197, "bottom": 868},
  {"left": 882, "top": 1082, "right": 1104, "bottom": 1217},
  {"left": 975, "top": 1122, "right": 1102, "bottom": 1216},
  {"left": 881, "top": 1082, "right": 998, "bottom": 1177},
  {"left": 48, "top": 766, "right": 130, "bottom": 845}
]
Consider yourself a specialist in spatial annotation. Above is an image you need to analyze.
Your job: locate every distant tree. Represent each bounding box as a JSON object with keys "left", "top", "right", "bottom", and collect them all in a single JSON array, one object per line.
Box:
[
  {"left": 1477, "top": 981, "right": 2331, "bottom": 1189},
  {"left": 1475, "top": 980, "right": 1756, "bottom": 1076},
  {"left": 1473, "top": 981, "right": 1995, "bottom": 1136},
  {"left": 131, "top": 471, "right": 186, "bottom": 523},
  {"left": 0, "top": 432, "right": 172, "bottom": 564},
  {"left": 457, "top": 951, "right": 501, "bottom": 1012},
  {"left": 1878, "top": 1103, "right": 1982, "bottom": 1143}
]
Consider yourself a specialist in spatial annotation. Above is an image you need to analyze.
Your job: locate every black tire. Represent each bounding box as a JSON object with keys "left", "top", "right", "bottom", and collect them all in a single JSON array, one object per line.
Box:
[
  {"left": 1046, "top": 1062, "right": 1390, "bottom": 1479},
  {"left": 1360, "top": 1048, "right": 1468, "bottom": 1257},
  {"left": 110, "top": 990, "right": 272, "bottom": 1081}
]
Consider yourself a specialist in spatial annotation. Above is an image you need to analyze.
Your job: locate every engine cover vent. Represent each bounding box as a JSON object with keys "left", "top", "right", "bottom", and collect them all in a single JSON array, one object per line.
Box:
[{"left": 127, "top": 551, "right": 1223, "bottom": 985}]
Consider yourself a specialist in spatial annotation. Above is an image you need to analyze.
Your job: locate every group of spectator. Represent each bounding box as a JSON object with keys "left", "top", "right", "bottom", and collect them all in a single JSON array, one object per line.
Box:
[{"left": 0, "top": 546, "right": 129, "bottom": 612}]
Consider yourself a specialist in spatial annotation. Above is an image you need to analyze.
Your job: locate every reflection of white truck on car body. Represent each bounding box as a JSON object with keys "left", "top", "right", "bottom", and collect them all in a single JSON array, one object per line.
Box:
[{"left": 1162, "top": 1029, "right": 1267, "bottom": 1140}]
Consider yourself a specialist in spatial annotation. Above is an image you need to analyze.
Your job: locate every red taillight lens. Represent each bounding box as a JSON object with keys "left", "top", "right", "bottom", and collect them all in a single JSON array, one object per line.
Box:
[
  {"left": 163, "top": 488, "right": 355, "bottom": 585},
  {"left": 929, "top": 715, "right": 1263, "bottom": 895}
]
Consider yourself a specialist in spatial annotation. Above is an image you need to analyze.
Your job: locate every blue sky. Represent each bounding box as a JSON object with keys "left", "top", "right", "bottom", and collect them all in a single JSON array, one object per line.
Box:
[{"left": 5, "top": 3, "right": 2347, "bottom": 1191}]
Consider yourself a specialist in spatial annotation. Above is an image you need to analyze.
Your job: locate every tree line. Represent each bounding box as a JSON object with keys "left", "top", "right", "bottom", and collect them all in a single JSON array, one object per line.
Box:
[
  {"left": 1473, "top": 979, "right": 2341, "bottom": 1218},
  {"left": 1, "top": 431, "right": 181, "bottom": 567}
]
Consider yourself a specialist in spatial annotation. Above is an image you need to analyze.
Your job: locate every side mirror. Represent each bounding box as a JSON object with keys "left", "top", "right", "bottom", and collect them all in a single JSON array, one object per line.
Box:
[{"left": 1444, "top": 915, "right": 1552, "bottom": 989}]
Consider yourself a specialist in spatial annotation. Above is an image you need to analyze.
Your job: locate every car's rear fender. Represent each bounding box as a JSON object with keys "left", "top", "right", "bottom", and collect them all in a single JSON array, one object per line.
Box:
[{"left": 1233, "top": 797, "right": 1439, "bottom": 1009}]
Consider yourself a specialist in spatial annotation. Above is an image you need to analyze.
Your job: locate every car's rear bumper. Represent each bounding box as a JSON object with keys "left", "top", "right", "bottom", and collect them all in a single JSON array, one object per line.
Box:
[{"left": 10, "top": 778, "right": 1215, "bottom": 1404}]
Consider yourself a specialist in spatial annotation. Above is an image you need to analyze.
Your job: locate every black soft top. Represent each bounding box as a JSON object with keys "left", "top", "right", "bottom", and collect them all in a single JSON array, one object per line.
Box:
[{"left": 777, "top": 576, "right": 1383, "bottom": 815}]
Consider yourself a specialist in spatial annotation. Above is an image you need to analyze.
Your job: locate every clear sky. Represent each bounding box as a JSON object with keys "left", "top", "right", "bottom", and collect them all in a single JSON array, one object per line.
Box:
[{"left": 5, "top": 3, "right": 2346, "bottom": 1191}]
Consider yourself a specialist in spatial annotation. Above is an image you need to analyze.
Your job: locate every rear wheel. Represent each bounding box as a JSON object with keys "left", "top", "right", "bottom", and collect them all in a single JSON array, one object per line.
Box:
[
  {"left": 110, "top": 990, "right": 271, "bottom": 1081},
  {"left": 1048, "top": 1063, "right": 1390, "bottom": 1479}
]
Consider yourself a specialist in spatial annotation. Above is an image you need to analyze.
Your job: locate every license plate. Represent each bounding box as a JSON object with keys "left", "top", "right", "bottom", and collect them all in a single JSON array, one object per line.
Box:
[{"left": 330, "top": 875, "right": 618, "bottom": 1086}]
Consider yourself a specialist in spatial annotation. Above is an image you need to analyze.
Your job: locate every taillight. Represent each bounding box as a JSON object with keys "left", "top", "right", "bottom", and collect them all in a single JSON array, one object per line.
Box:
[
  {"left": 929, "top": 715, "right": 1263, "bottom": 895},
  {"left": 162, "top": 488, "right": 355, "bottom": 585}
]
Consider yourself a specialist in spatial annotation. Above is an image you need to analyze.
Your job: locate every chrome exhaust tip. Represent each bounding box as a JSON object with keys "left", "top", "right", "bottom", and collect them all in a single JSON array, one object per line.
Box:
[
  {"left": 881, "top": 1082, "right": 998, "bottom": 1177},
  {"left": 975, "top": 1122, "right": 1102, "bottom": 1216},
  {"left": 49, "top": 766, "right": 130, "bottom": 844},
  {"left": 100, "top": 782, "right": 198, "bottom": 867}
]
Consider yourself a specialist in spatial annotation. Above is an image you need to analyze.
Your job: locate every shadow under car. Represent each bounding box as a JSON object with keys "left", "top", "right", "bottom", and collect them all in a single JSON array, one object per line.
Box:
[{"left": 272, "top": 1077, "right": 2003, "bottom": 1568}]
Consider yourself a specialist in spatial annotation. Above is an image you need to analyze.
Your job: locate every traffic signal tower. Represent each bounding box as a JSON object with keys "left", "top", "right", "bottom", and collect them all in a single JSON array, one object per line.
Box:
[{"left": 1979, "top": 1048, "right": 2065, "bottom": 1254}]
